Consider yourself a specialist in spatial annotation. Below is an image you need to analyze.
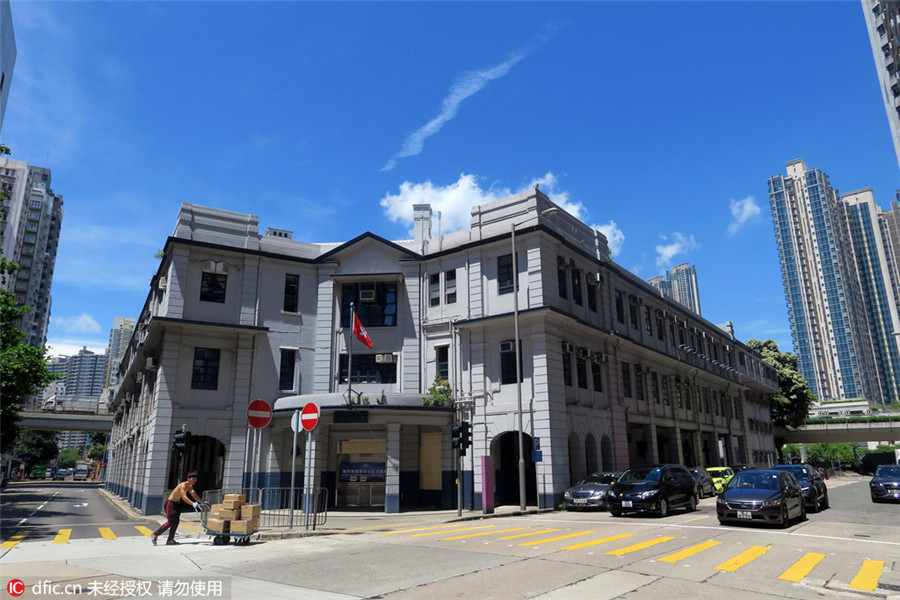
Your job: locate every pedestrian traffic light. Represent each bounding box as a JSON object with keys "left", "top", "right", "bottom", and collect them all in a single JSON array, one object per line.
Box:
[{"left": 173, "top": 430, "right": 191, "bottom": 453}]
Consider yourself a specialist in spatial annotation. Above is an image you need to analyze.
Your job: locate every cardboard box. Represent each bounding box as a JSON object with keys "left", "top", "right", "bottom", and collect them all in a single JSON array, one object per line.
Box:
[
  {"left": 210, "top": 503, "right": 223, "bottom": 517},
  {"left": 223, "top": 494, "right": 246, "bottom": 504},
  {"left": 240, "top": 504, "right": 260, "bottom": 519},
  {"left": 223, "top": 499, "right": 242, "bottom": 510},
  {"left": 206, "top": 518, "right": 229, "bottom": 533},
  {"left": 218, "top": 508, "right": 239, "bottom": 519},
  {"left": 230, "top": 518, "right": 258, "bottom": 535}
]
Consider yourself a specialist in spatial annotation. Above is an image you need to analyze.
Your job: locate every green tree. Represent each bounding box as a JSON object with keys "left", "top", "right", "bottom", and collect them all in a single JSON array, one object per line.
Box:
[
  {"left": 89, "top": 432, "right": 107, "bottom": 446},
  {"left": 746, "top": 339, "right": 816, "bottom": 430},
  {"left": 0, "top": 259, "right": 60, "bottom": 451},
  {"left": 58, "top": 447, "right": 82, "bottom": 468},
  {"left": 803, "top": 443, "right": 858, "bottom": 466},
  {"left": 422, "top": 374, "right": 452, "bottom": 407},
  {"left": 14, "top": 430, "right": 59, "bottom": 467},
  {"left": 87, "top": 445, "right": 106, "bottom": 461}
]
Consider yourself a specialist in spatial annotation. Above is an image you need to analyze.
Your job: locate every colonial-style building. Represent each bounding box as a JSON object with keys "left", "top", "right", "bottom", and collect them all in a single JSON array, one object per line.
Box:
[{"left": 107, "top": 189, "right": 777, "bottom": 514}]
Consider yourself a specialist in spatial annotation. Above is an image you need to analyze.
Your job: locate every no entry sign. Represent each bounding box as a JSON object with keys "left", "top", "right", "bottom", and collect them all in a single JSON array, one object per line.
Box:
[
  {"left": 300, "top": 402, "right": 319, "bottom": 431},
  {"left": 247, "top": 399, "right": 272, "bottom": 429}
]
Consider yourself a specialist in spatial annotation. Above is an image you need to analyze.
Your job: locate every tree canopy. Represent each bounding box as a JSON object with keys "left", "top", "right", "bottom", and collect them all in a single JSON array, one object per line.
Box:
[
  {"left": 14, "top": 430, "right": 59, "bottom": 467},
  {"left": 746, "top": 338, "right": 816, "bottom": 430}
]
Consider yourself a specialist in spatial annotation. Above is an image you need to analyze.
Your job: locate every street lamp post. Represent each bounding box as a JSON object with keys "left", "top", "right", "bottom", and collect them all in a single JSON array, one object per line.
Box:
[{"left": 511, "top": 206, "right": 558, "bottom": 511}]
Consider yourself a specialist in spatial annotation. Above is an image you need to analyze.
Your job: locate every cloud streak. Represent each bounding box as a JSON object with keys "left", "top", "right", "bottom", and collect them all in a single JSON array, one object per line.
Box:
[
  {"left": 382, "top": 25, "right": 558, "bottom": 171},
  {"left": 655, "top": 232, "right": 700, "bottom": 268},
  {"left": 727, "top": 196, "right": 761, "bottom": 236}
]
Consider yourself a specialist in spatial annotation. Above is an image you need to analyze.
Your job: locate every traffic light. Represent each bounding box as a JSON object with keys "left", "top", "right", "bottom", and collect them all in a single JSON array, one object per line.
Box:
[
  {"left": 460, "top": 421, "right": 471, "bottom": 450},
  {"left": 451, "top": 424, "right": 462, "bottom": 450},
  {"left": 173, "top": 430, "right": 191, "bottom": 454}
]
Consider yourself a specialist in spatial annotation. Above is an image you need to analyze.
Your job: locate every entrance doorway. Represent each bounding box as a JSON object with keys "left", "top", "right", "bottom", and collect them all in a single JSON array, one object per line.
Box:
[
  {"left": 491, "top": 431, "right": 536, "bottom": 507},
  {"left": 167, "top": 435, "right": 225, "bottom": 495},
  {"left": 336, "top": 439, "right": 386, "bottom": 509}
]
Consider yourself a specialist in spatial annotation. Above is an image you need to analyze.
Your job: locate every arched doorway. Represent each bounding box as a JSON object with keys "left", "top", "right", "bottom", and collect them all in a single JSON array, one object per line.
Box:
[
  {"left": 585, "top": 434, "right": 598, "bottom": 474},
  {"left": 568, "top": 433, "right": 583, "bottom": 485},
  {"left": 167, "top": 435, "right": 225, "bottom": 495},
  {"left": 601, "top": 434, "right": 613, "bottom": 471},
  {"left": 491, "top": 431, "right": 536, "bottom": 507}
]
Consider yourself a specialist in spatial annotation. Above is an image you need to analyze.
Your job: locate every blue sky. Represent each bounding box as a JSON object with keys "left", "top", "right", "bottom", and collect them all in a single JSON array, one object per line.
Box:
[{"left": 3, "top": 1, "right": 898, "bottom": 358}]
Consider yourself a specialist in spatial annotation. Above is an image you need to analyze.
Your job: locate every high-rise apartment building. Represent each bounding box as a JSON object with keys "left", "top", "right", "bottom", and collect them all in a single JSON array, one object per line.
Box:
[
  {"left": 0, "top": 0, "right": 16, "bottom": 135},
  {"left": 862, "top": 0, "right": 900, "bottom": 170},
  {"left": 648, "top": 263, "right": 702, "bottom": 315},
  {"left": 769, "top": 159, "right": 896, "bottom": 404},
  {"left": 105, "top": 316, "right": 135, "bottom": 388},
  {"left": 48, "top": 347, "right": 108, "bottom": 397},
  {"left": 0, "top": 157, "right": 63, "bottom": 348}
]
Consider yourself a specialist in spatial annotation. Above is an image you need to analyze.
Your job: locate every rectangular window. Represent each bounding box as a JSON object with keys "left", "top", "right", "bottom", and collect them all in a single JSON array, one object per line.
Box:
[
  {"left": 629, "top": 304, "right": 638, "bottom": 329},
  {"left": 557, "top": 266, "right": 568, "bottom": 299},
  {"left": 662, "top": 376, "right": 670, "bottom": 405},
  {"left": 500, "top": 341, "right": 520, "bottom": 385},
  {"left": 656, "top": 316, "right": 664, "bottom": 340},
  {"left": 635, "top": 369, "right": 644, "bottom": 400},
  {"left": 587, "top": 283, "right": 597, "bottom": 312},
  {"left": 563, "top": 349, "right": 573, "bottom": 387},
  {"left": 571, "top": 269, "right": 583, "bottom": 306},
  {"left": 576, "top": 356, "right": 587, "bottom": 389},
  {"left": 341, "top": 282, "right": 398, "bottom": 327},
  {"left": 279, "top": 349, "right": 296, "bottom": 390},
  {"left": 645, "top": 307, "right": 652, "bottom": 335},
  {"left": 651, "top": 371, "right": 660, "bottom": 403},
  {"left": 191, "top": 348, "right": 220, "bottom": 390},
  {"left": 615, "top": 291, "right": 625, "bottom": 323},
  {"left": 591, "top": 361, "right": 603, "bottom": 392},
  {"left": 339, "top": 354, "right": 397, "bottom": 384},
  {"left": 200, "top": 272, "right": 227, "bottom": 303},
  {"left": 621, "top": 361, "right": 632, "bottom": 398},
  {"left": 283, "top": 274, "right": 300, "bottom": 312},
  {"left": 445, "top": 269, "right": 457, "bottom": 304},
  {"left": 436, "top": 346, "right": 449, "bottom": 381},
  {"left": 429, "top": 273, "right": 440, "bottom": 307},
  {"left": 498, "top": 254, "right": 514, "bottom": 295}
]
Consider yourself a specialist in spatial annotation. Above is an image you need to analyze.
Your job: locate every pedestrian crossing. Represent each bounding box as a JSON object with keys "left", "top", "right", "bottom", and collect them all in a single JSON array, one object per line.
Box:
[
  {"left": 1, "top": 525, "right": 156, "bottom": 547},
  {"left": 375, "top": 523, "right": 893, "bottom": 593}
]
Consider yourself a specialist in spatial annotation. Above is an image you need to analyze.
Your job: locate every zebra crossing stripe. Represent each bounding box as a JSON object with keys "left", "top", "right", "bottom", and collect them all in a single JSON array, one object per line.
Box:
[
  {"left": 715, "top": 545, "right": 770, "bottom": 572},
  {"left": 519, "top": 531, "right": 594, "bottom": 546},
  {"left": 849, "top": 559, "right": 885, "bottom": 592},
  {"left": 499, "top": 529, "right": 560, "bottom": 540},
  {"left": 1, "top": 531, "right": 30, "bottom": 549},
  {"left": 657, "top": 540, "right": 722, "bottom": 563},
  {"left": 378, "top": 524, "right": 462, "bottom": 535},
  {"left": 135, "top": 526, "right": 154, "bottom": 537},
  {"left": 52, "top": 529, "right": 72, "bottom": 545},
  {"left": 778, "top": 553, "right": 826, "bottom": 582},
  {"left": 606, "top": 536, "right": 676, "bottom": 556},
  {"left": 563, "top": 533, "right": 634, "bottom": 551},
  {"left": 99, "top": 527, "right": 117, "bottom": 540},
  {"left": 410, "top": 526, "right": 494, "bottom": 537},
  {"left": 442, "top": 528, "right": 526, "bottom": 540}
]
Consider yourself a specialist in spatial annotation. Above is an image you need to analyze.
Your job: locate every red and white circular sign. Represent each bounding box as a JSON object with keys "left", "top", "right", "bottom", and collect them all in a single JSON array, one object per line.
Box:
[
  {"left": 247, "top": 399, "right": 272, "bottom": 429},
  {"left": 300, "top": 402, "right": 319, "bottom": 431}
]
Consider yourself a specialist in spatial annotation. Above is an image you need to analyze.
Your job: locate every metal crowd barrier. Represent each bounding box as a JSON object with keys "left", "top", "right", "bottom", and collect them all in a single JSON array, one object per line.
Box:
[{"left": 200, "top": 487, "right": 328, "bottom": 528}]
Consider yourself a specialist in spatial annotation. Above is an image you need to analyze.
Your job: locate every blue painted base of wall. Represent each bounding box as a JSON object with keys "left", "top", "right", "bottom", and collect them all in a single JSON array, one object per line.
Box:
[{"left": 385, "top": 494, "right": 399, "bottom": 513}]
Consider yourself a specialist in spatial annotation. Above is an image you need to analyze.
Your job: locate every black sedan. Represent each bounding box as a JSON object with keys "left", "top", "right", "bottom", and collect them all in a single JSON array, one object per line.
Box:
[
  {"left": 563, "top": 472, "right": 620, "bottom": 510},
  {"left": 870, "top": 465, "right": 900, "bottom": 502},
  {"left": 690, "top": 467, "right": 716, "bottom": 498},
  {"left": 607, "top": 464, "right": 698, "bottom": 517},
  {"left": 772, "top": 464, "right": 829, "bottom": 512},
  {"left": 716, "top": 469, "right": 806, "bottom": 528}
]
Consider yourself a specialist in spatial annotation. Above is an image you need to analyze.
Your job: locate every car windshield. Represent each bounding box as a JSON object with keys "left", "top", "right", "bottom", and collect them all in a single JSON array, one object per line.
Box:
[
  {"left": 619, "top": 467, "right": 659, "bottom": 482},
  {"left": 708, "top": 468, "right": 731, "bottom": 476},
  {"left": 730, "top": 472, "right": 780, "bottom": 490},
  {"left": 776, "top": 466, "right": 811, "bottom": 480},
  {"left": 875, "top": 465, "right": 900, "bottom": 477},
  {"left": 582, "top": 473, "right": 619, "bottom": 485}
]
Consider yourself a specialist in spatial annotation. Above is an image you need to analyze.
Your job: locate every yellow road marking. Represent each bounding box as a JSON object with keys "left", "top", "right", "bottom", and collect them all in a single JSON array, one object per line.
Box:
[
  {"left": 135, "top": 526, "right": 154, "bottom": 537},
  {"left": 563, "top": 533, "right": 634, "bottom": 551},
  {"left": 98, "top": 527, "right": 117, "bottom": 540},
  {"left": 1, "top": 531, "right": 30, "bottom": 549},
  {"left": 378, "top": 524, "right": 466, "bottom": 535},
  {"left": 442, "top": 528, "right": 525, "bottom": 540},
  {"left": 606, "top": 536, "right": 676, "bottom": 556},
  {"left": 519, "top": 531, "right": 594, "bottom": 546},
  {"left": 849, "top": 559, "right": 885, "bottom": 592},
  {"left": 778, "top": 553, "right": 826, "bottom": 582},
  {"left": 657, "top": 540, "right": 722, "bottom": 563},
  {"left": 52, "top": 529, "right": 72, "bottom": 544},
  {"left": 715, "top": 546, "right": 770, "bottom": 572},
  {"left": 499, "top": 529, "right": 560, "bottom": 540},
  {"left": 410, "top": 525, "right": 493, "bottom": 537}
]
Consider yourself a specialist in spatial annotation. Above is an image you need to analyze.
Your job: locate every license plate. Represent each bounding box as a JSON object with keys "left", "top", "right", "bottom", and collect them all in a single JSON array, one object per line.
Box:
[
  {"left": 737, "top": 511, "right": 752, "bottom": 519},
  {"left": 573, "top": 499, "right": 587, "bottom": 504},
  {"left": 622, "top": 501, "right": 633, "bottom": 508}
]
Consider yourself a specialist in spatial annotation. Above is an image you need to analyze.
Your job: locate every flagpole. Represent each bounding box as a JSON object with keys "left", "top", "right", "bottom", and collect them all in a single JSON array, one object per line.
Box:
[{"left": 348, "top": 301, "right": 354, "bottom": 405}]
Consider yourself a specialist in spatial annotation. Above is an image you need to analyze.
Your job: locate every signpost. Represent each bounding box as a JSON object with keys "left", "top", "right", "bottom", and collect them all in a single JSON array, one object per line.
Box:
[
  {"left": 301, "top": 402, "right": 318, "bottom": 528},
  {"left": 301, "top": 402, "right": 319, "bottom": 431},
  {"left": 246, "top": 400, "right": 271, "bottom": 502}
]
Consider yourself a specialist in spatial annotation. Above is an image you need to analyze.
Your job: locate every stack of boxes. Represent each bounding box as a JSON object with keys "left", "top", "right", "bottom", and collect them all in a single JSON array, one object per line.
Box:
[{"left": 206, "top": 494, "right": 260, "bottom": 535}]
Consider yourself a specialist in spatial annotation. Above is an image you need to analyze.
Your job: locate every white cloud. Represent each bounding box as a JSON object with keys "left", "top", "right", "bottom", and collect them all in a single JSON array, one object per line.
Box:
[
  {"left": 52, "top": 313, "right": 102, "bottom": 334},
  {"left": 381, "top": 26, "right": 558, "bottom": 171},
  {"left": 380, "top": 171, "right": 583, "bottom": 236},
  {"left": 727, "top": 196, "right": 761, "bottom": 236},
  {"left": 45, "top": 339, "right": 109, "bottom": 358},
  {"left": 655, "top": 232, "right": 700, "bottom": 268},
  {"left": 594, "top": 220, "right": 625, "bottom": 257}
]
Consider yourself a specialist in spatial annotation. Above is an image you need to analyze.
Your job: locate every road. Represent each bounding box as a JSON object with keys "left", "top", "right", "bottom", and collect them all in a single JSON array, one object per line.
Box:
[{"left": 0, "top": 477, "right": 898, "bottom": 599}]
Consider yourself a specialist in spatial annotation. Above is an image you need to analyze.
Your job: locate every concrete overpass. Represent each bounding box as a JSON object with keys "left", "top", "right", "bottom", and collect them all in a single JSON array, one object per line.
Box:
[
  {"left": 779, "top": 418, "right": 900, "bottom": 444},
  {"left": 17, "top": 410, "right": 113, "bottom": 433}
]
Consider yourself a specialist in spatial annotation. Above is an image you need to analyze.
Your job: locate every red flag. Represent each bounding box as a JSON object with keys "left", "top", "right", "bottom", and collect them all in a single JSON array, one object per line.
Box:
[{"left": 353, "top": 314, "right": 374, "bottom": 348}]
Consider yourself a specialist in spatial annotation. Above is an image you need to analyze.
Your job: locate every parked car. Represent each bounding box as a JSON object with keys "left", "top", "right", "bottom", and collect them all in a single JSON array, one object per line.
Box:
[
  {"left": 772, "top": 463, "right": 829, "bottom": 512},
  {"left": 716, "top": 469, "right": 805, "bottom": 528},
  {"left": 706, "top": 466, "right": 735, "bottom": 493},
  {"left": 689, "top": 467, "right": 716, "bottom": 498},
  {"left": 52, "top": 469, "right": 68, "bottom": 481},
  {"left": 73, "top": 464, "right": 89, "bottom": 481},
  {"left": 869, "top": 465, "right": 900, "bottom": 503},
  {"left": 563, "top": 472, "right": 621, "bottom": 510},
  {"left": 29, "top": 465, "right": 47, "bottom": 479},
  {"left": 730, "top": 464, "right": 756, "bottom": 473},
  {"left": 607, "top": 464, "right": 698, "bottom": 517}
]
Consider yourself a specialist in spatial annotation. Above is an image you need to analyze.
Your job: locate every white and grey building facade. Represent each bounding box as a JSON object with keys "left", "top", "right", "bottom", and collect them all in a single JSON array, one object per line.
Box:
[
  {"left": 862, "top": 0, "right": 900, "bottom": 171},
  {"left": 107, "top": 190, "right": 777, "bottom": 515}
]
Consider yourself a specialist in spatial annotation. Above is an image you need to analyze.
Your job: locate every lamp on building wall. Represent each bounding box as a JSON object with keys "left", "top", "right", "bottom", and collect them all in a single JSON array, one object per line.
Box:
[{"left": 512, "top": 206, "right": 559, "bottom": 511}]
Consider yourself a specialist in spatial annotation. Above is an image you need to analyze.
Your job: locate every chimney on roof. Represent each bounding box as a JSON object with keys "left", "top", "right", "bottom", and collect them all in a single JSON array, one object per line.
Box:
[{"left": 413, "top": 204, "right": 432, "bottom": 250}]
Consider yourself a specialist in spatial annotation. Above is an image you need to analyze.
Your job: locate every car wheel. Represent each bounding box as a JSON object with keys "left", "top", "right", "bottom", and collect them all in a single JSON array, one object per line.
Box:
[
  {"left": 780, "top": 504, "right": 791, "bottom": 528},
  {"left": 610, "top": 510, "right": 622, "bottom": 517},
  {"left": 657, "top": 498, "right": 669, "bottom": 517},
  {"left": 687, "top": 494, "right": 697, "bottom": 512},
  {"left": 718, "top": 519, "right": 727, "bottom": 526},
  {"left": 808, "top": 496, "right": 819, "bottom": 513},
  {"left": 800, "top": 501, "right": 807, "bottom": 522},
  {"left": 822, "top": 491, "right": 829, "bottom": 510}
]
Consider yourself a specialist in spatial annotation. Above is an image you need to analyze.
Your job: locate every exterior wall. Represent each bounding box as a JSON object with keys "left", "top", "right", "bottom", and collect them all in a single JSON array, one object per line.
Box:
[
  {"left": 108, "top": 192, "right": 778, "bottom": 515},
  {"left": 862, "top": 0, "right": 900, "bottom": 171}
]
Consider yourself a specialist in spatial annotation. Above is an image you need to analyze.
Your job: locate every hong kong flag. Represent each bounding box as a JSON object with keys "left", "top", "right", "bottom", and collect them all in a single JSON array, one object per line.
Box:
[{"left": 352, "top": 314, "right": 374, "bottom": 348}]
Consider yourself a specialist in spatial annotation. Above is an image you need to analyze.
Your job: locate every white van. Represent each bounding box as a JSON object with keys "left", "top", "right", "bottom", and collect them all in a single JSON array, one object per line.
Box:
[{"left": 73, "top": 464, "right": 89, "bottom": 481}]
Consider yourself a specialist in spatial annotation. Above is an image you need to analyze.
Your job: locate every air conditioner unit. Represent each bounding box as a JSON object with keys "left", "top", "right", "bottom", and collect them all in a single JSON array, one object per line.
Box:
[
  {"left": 157, "top": 277, "right": 167, "bottom": 291},
  {"left": 499, "top": 341, "right": 515, "bottom": 353},
  {"left": 375, "top": 354, "right": 384, "bottom": 363},
  {"left": 359, "top": 289, "right": 377, "bottom": 302},
  {"left": 557, "top": 256, "right": 569, "bottom": 268},
  {"left": 145, "top": 357, "right": 157, "bottom": 371},
  {"left": 591, "top": 351, "right": 607, "bottom": 363},
  {"left": 586, "top": 273, "right": 598, "bottom": 285},
  {"left": 134, "top": 372, "right": 143, "bottom": 382},
  {"left": 201, "top": 260, "right": 215, "bottom": 272},
  {"left": 577, "top": 347, "right": 589, "bottom": 359},
  {"left": 634, "top": 364, "right": 644, "bottom": 375},
  {"left": 201, "top": 260, "right": 228, "bottom": 274},
  {"left": 562, "top": 342, "right": 575, "bottom": 354}
]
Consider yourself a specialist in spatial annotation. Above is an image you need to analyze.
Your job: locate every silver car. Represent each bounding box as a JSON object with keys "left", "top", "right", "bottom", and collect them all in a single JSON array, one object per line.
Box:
[{"left": 564, "top": 472, "right": 621, "bottom": 510}]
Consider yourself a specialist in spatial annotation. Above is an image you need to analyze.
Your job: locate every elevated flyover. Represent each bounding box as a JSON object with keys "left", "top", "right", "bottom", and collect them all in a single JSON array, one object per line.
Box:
[
  {"left": 17, "top": 409, "right": 113, "bottom": 433},
  {"left": 779, "top": 417, "right": 900, "bottom": 444}
]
